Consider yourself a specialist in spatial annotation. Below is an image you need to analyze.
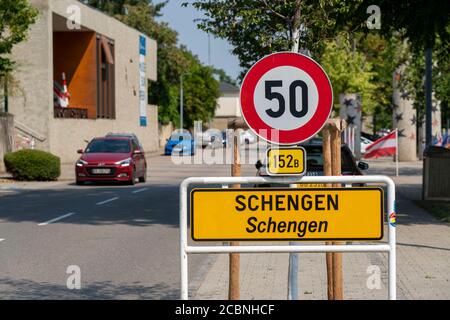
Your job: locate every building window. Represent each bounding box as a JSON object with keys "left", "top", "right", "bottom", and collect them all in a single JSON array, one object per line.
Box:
[{"left": 96, "top": 35, "right": 115, "bottom": 119}]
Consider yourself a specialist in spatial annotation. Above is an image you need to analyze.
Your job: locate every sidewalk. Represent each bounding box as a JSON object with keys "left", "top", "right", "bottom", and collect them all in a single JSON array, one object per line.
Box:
[{"left": 193, "top": 158, "right": 450, "bottom": 300}]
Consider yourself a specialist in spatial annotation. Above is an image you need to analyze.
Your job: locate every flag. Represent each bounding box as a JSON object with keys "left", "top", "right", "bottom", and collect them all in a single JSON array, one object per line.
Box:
[
  {"left": 53, "top": 73, "right": 70, "bottom": 108},
  {"left": 364, "top": 130, "right": 397, "bottom": 159}
]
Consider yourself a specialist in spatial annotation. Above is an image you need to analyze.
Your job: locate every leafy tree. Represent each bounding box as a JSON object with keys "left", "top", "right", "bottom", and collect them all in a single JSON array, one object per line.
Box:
[
  {"left": 352, "top": 0, "right": 450, "bottom": 143},
  {"left": 434, "top": 24, "right": 450, "bottom": 105},
  {"left": 187, "top": 0, "right": 363, "bottom": 78},
  {"left": 357, "top": 0, "right": 450, "bottom": 52},
  {"left": 0, "top": 0, "right": 38, "bottom": 74},
  {"left": 0, "top": 0, "right": 38, "bottom": 112},
  {"left": 357, "top": 33, "right": 409, "bottom": 132},
  {"left": 212, "top": 68, "right": 237, "bottom": 85},
  {"left": 318, "top": 33, "right": 377, "bottom": 113},
  {"left": 182, "top": 51, "right": 220, "bottom": 128}
]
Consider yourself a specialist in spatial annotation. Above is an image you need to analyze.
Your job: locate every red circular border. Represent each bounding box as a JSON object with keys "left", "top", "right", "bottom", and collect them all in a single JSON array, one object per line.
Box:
[{"left": 240, "top": 52, "right": 333, "bottom": 144}]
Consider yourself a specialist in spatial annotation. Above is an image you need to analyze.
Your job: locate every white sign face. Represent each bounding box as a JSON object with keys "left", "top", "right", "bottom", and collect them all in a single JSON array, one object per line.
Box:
[
  {"left": 240, "top": 52, "right": 333, "bottom": 145},
  {"left": 253, "top": 66, "right": 319, "bottom": 131}
]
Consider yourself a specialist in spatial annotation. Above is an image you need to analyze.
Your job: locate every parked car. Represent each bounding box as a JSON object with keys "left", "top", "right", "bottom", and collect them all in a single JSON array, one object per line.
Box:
[
  {"left": 165, "top": 132, "right": 196, "bottom": 156},
  {"left": 240, "top": 130, "right": 257, "bottom": 145},
  {"left": 76, "top": 136, "right": 147, "bottom": 185},
  {"left": 198, "top": 130, "right": 223, "bottom": 149},
  {"left": 221, "top": 130, "right": 230, "bottom": 147},
  {"left": 361, "top": 131, "right": 379, "bottom": 142},
  {"left": 361, "top": 136, "right": 374, "bottom": 154},
  {"left": 106, "top": 132, "right": 143, "bottom": 149},
  {"left": 255, "top": 138, "right": 369, "bottom": 185},
  {"left": 376, "top": 128, "right": 391, "bottom": 137}
]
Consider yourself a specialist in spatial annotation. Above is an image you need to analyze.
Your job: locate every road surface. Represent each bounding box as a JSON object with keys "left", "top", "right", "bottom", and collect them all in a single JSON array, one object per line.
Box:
[{"left": 0, "top": 150, "right": 257, "bottom": 299}]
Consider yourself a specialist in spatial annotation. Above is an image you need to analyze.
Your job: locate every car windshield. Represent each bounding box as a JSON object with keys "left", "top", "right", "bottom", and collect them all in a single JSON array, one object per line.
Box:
[
  {"left": 85, "top": 139, "right": 131, "bottom": 153},
  {"left": 305, "top": 147, "right": 324, "bottom": 167},
  {"left": 304, "top": 146, "right": 355, "bottom": 172}
]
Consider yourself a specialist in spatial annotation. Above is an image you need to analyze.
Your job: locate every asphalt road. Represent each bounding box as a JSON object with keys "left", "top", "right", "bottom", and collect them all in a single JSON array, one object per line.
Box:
[{"left": 0, "top": 150, "right": 259, "bottom": 299}]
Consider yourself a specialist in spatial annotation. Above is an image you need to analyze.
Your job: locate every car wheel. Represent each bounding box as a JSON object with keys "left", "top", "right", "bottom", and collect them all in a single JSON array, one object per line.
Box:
[
  {"left": 129, "top": 168, "right": 136, "bottom": 185},
  {"left": 76, "top": 180, "right": 84, "bottom": 186},
  {"left": 139, "top": 169, "right": 147, "bottom": 183}
]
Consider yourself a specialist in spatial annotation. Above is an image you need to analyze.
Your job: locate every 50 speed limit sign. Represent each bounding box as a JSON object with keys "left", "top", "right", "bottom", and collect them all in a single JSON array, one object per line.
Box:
[{"left": 240, "top": 52, "right": 333, "bottom": 145}]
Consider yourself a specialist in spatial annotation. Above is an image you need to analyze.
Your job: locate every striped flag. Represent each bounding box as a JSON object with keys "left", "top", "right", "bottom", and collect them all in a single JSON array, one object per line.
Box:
[
  {"left": 364, "top": 130, "right": 397, "bottom": 159},
  {"left": 53, "top": 73, "right": 70, "bottom": 108}
]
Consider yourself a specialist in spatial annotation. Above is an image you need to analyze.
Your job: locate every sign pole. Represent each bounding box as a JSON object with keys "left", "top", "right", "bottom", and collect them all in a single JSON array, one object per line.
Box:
[
  {"left": 229, "top": 132, "right": 241, "bottom": 300},
  {"left": 288, "top": 180, "right": 299, "bottom": 300},
  {"left": 322, "top": 125, "right": 334, "bottom": 300}
]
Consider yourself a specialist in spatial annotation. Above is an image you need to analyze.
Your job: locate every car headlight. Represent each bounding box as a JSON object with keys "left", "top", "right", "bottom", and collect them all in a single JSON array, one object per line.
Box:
[
  {"left": 115, "top": 158, "right": 131, "bottom": 167},
  {"left": 76, "top": 159, "right": 88, "bottom": 167}
]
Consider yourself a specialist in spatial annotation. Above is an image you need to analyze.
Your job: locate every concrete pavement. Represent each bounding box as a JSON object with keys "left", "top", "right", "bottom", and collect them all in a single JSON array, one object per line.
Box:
[
  {"left": 0, "top": 150, "right": 249, "bottom": 299},
  {"left": 0, "top": 148, "right": 258, "bottom": 299}
]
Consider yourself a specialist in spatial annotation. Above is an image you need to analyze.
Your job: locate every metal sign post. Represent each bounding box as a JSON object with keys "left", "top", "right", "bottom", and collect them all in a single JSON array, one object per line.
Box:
[{"left": 180, "top": 175, "right": 396, "bottom": 300}]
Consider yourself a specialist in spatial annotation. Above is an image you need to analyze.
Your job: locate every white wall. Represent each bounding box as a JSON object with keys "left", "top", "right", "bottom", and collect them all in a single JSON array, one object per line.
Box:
[{"left": 215, "top": 94, "right": 240, "bottom": 117}]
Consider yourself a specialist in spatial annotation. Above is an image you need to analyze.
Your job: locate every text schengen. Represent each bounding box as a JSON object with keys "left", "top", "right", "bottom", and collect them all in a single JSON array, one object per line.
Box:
[
  {"left": 190, "top": 188, "right": 383, "bottom": 241},
  {"left": 235, "top": 193, "right": 338, "bottom": 238}
]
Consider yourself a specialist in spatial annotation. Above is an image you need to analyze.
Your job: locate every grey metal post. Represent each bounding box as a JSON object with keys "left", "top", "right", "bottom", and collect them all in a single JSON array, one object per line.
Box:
[
  {"left": 288, "top": 241, "right": 299, "bottom": 300},
  {"left": 287, "top": 184, "right": 298, "bottom": 300}
]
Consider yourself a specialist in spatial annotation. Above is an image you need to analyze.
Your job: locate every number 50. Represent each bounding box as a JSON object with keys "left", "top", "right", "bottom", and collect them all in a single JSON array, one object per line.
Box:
[{"left": 265, "top": 80, "right": 308, "bottom": 118}]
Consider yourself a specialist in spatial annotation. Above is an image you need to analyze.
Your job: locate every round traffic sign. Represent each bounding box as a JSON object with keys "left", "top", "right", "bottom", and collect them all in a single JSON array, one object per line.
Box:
[{"left": 240, "top": 52, "right": 333, "bottom": 145}]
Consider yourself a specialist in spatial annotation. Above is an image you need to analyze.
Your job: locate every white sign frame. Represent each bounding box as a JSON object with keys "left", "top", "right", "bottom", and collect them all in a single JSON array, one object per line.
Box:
[{"left": 180, "top": 175, "right": 396, "bottom": 300}]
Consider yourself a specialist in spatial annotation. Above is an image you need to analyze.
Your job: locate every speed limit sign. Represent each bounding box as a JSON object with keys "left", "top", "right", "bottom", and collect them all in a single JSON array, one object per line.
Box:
[{"left": 240, "top": 52, "right": 333, "bottom": 145}]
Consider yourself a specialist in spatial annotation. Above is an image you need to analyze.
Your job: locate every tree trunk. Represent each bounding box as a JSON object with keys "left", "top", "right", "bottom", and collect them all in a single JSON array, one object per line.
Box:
[{"left": 290, "top": 0, "right": 302, "bottom": 52}]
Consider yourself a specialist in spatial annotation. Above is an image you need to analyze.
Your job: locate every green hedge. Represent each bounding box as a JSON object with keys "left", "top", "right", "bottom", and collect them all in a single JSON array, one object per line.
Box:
[{"left": 4, "top": 149, "right": 60, "bottom": 181}]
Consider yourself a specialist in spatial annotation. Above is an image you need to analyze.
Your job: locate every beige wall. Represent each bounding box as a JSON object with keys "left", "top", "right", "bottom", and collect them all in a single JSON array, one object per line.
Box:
[
  {"left": 210, "top": 118, "right": 229, "bottom": 131},
  {"left": 159, "top": 122, "right": 174, "bottom": 147},
  {"left": 9, "top": 0, "right": 53, "bottom": 152},
  {"left": 50, "top": 104, "right": 159, "bottom": 160},
  {"left": 9, "top": 0, "right": 159, "bottom": 163},
  {"left": 215, "top": 93, "right": 240, "bottom": 118}
]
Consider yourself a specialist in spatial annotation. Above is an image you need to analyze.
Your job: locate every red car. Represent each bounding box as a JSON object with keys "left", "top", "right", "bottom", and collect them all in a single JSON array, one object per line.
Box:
[{"left": 75, "top": 136, "right": 147, "bottom": 185}]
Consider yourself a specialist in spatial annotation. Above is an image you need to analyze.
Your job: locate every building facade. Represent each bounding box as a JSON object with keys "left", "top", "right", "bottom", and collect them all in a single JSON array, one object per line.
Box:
[
  {"left": 9, "top": 0, "right": 159, "bottom": 163},
  {"left": 210, "top": 82, "right": 241, "bottom": 130}
]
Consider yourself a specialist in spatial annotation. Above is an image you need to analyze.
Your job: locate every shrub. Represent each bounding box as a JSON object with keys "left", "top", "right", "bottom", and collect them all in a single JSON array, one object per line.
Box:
[{"left": 4, "top": 149, "right": 60, "bottom": 181}]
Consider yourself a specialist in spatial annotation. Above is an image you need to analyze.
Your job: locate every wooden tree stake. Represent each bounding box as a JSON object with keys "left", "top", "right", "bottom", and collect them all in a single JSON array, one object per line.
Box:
[{"left": 229, "top": 132, "right": 241, "bottom": 300}]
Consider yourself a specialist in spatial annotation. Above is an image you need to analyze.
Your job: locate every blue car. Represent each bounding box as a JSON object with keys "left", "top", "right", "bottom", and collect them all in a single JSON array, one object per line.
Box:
[{"left": 164, "top": 132, "right": 196, "bottom": 156}]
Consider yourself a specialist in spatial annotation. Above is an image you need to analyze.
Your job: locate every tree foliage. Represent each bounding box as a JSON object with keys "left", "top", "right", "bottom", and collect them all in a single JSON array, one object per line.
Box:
[
  {"left": 358, "top": 0, "right": 450, "bottom": 51},
  {"left": 434, "top": 24, "right": 450, "bottom": 104},
  {"left": 189, "top": 0, "right": 450, "bottom": 133},
  {"left": 212, "top": 67, "right": 237, "bottom": 86},
  {"left": 187, "top": 0, "right": 363, "bottom": 78},
  {"left": 0, "top": 0, "right": 38, "bottom": 74},
  {"left": 318, "top": 33, "right": 377, "bottom": 113}
]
